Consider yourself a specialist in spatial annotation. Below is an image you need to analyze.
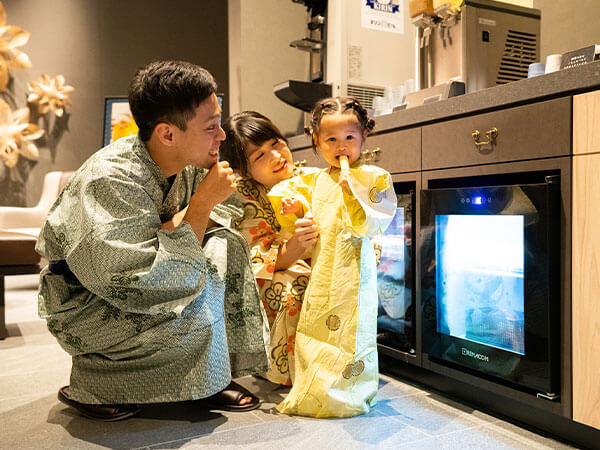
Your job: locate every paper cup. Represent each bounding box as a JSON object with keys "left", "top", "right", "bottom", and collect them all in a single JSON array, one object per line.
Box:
[
  {"left": 545, "top": 54, "right": 562, "bottom": 73},
  {"left": 528, "top": 62, "right": 545, "bottom": 78}
]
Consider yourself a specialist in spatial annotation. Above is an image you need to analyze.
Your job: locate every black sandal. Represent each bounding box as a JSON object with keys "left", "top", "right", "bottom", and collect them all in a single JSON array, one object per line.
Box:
[
  {"left": 58, "top": 386, "right": 139, "bottom": 421},
  {"left": 204, "top": 381, "right": 261, "bottom": 412}
]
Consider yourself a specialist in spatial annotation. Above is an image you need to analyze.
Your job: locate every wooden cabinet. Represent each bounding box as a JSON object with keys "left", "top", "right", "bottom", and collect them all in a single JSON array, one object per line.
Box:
[
  {"left": 574, "top": 90, "right": 600, "bottom": 155},
  {"left": 286, "top": 91, "right": 600, "bottom": 434},
  {"left": 365, "top": 127, "right": 421, "bottom": 173},
  {"left": 422, "top": 97, "right": 571, "bottom": 170},
  {"left": 291, "top": 127, "right": 421, "bottom": 173},
  {"left": 572, "top": 91, "right": 600, "bottom": 429},
  {"left": 291, "top": 148, "right": 327, "bottom": 169}
]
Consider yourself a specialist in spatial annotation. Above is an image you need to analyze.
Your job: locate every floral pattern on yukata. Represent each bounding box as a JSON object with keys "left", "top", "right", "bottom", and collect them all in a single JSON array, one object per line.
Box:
[
  {"left": 269, "top": 164, "right": 397, "bottom": 417},
  {"left": 36, "top": 135, "right": 268, "bottom": 404},
  {"left": 234, "top": 177, "right": 312, "bottom": 386}
]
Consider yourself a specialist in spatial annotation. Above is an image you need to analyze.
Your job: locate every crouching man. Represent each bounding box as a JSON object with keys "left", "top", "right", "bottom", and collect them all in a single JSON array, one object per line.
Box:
[{"left": 36, "top": 60, "right": 269, "bottom": 421}]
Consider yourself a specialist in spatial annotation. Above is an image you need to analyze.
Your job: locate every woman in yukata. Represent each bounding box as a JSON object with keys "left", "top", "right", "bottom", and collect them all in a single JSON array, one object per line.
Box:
[
  {"left": 268, "top": 97, "right": 397, "bottom": 417},
  {"left": 220, "top": 111, "right": 319, "bottom": 386}
]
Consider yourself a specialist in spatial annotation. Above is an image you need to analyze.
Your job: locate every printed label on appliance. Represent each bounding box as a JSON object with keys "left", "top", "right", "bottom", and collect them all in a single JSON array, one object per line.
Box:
[
  {"left": 462, "top": 347, "right": 490, "bottom": 362},
  {"left": 348, "top": 45, "right": 362, "bottom": 80},
  {"left": 478, "top": 18, "right": 497, "bottom": 26},
  {"left": 362, "top": 0, "right": 404, "bottom": 34}
]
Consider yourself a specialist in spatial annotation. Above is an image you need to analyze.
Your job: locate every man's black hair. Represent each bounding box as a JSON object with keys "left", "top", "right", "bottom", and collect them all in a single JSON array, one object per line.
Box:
[{"left": 128, "top": 60, "right": 217, "bottom": 142}]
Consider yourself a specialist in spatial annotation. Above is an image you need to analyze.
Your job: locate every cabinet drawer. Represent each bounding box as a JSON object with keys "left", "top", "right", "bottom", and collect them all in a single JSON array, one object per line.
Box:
[
  {"left": 422, "top": 97, "right": 571, "bottom": 170},
  {"left": 292, "top": 128, "right": 421, "bottom": 172},
  {"left": 366, "top": 127, "right": 421, "bottom": 173},
  {"left": 292, "top": 148, "right": 327, "bottom": 168}
]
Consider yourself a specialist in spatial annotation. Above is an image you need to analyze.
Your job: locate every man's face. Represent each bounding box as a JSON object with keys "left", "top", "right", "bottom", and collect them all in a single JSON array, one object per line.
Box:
[{"left": 175, "top": 93, "right": 226, "bottom": 169}]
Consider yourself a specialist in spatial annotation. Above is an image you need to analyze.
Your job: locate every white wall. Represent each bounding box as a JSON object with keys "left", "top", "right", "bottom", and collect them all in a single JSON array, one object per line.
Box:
[
  {"left": 533, "top": 0, "right": 600, "bottom": 59},
  {"left": 229, "top": 0, "right": 600, "bottom": 138},
  {"left": 487, "top": 0, "right": 600, "bottom": 60},
  {"left": 229, "top": 0, "right": 309, "bottom": 136}
]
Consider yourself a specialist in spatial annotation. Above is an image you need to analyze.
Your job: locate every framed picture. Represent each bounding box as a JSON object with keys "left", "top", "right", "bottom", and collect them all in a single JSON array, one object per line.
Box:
[
  {"left": 103, "top": 97, "right": 139, "bottom": 146},
  {"left": 217, "top": 93, "right": 224, "bottom": 123},
  {"left": 102, "top": 94, "right": 224, "bottom": 146}
]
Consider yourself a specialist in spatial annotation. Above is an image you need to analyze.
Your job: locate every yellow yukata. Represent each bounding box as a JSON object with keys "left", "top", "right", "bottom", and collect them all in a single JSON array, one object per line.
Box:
[{"left": 268, "top": 163, "right": 396, "bottom": 417}]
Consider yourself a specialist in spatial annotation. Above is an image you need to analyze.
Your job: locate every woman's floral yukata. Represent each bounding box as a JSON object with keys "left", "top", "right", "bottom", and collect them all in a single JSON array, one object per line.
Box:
[{"left": 234, "top": 177, "right": 312, "bottom": 386}]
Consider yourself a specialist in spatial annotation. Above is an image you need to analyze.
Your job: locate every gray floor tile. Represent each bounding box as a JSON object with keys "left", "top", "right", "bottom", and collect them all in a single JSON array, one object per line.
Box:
[
  {"left": 398, "top": 420, "right": 577, "bottom": 450},
  {"left": 168, "top": 408, "right": 430, "bottom": 450},
  {"left": 374, "top": 392, "right": 487, "bottom": 436},
  {"left": 1, "top": 393, "right": 264, "bottom": 450},
  {"left": 422, "top": 392, "right": 504, "bottom": 425},
  {"left": 0, "top": 273, "right": 579, "bottom": 450},
  {"left": 377, "top": 372, "right": 426, "bottom": 400},
  {"left": 489, "top": 420, "right": 579, "bottom": 449},
  {"left": 396, "top": 422, "right": 530, "bottom": 449}
]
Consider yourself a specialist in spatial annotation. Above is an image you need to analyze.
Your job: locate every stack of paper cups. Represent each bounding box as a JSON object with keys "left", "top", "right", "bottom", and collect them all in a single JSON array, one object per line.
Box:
[
  {"left": 545, "top": 54, "right": 562, "bottom": 74},
  {"left": 528, "top": 62, "right": 545, "bottom": 78}
]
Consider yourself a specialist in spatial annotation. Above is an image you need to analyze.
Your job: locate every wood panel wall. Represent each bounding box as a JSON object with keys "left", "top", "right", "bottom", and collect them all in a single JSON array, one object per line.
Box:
[
  {"left": 574, "top": 90, "right": 600, "bottom": 155},
  {"left": 572, "top": 91, "right": 600, "bottom": 429}
]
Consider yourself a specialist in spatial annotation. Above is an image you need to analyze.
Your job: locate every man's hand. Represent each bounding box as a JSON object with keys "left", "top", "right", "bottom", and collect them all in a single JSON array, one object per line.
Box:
[
  {"left": 192, "top": 161, "right": 237, "bottom": 208},
  {"left": 177, "top": 161, "right": 237, "bottom": 242}
]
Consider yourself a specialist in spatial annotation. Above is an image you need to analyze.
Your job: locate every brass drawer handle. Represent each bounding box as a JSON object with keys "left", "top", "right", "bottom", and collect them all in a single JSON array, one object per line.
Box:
[
  {"left": 361, "top": 147, "right": 382, "bottom": 163},
  {"left": 472, "top": 128, "right": 498, "bottom": 147}
]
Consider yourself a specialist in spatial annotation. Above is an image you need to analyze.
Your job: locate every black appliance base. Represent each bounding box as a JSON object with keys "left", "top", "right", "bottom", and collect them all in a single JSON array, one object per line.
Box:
[{"left": 273, "top": 80, "right": 331, "bottom": 112}]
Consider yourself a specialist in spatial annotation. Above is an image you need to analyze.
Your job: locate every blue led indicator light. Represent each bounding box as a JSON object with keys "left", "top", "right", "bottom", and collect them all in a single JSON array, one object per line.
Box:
[{"left": 473, "top": 196, "right": 483, "bottom": 205}]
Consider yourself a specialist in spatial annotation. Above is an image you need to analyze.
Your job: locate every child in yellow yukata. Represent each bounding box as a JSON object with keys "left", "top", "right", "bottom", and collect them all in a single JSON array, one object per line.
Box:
[
  {"left": 269, "top": 97, "right": 397, "bottom": 417},
  {"left": 220, "top": 111, "right": 319, "bottom": 386}
]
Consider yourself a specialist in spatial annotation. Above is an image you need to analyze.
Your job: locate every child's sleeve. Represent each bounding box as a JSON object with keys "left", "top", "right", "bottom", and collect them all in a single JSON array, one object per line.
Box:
[
  {"left": 267, "top": 168, "right": 320, "bottom": 235},
  {"left": 342, "top": 165, "right": 397, "bottom": 237}
]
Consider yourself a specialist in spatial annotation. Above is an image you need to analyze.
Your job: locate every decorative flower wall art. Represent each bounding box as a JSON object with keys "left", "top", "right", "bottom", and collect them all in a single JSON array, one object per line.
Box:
[
  {"left": 0, "top": 98, "right": 44, "bottom": 168},
  {"left": 27, "top": 74, "right": 74, "bottom": 117},
  {"left": 0, "top": 1, "right": 74, "bottom": 169},
  {"left": 0, "top": 2, "right": 32, "bottom": 92}
]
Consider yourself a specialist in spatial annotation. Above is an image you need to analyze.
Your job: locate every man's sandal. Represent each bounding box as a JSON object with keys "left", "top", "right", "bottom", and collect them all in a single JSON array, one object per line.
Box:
[
  {"left": 204, "top": 381, "right": 261, "bottom": 412},
  {"left": 58, "top": 386, "right": 139, "bottom": 421}
]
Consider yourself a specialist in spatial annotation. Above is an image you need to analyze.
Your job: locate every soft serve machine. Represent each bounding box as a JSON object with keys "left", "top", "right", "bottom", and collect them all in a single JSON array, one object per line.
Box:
[
  {"left": 275, "top": 0, "right": 541, "bottom": 113},
  {"left": 275, "top": 0, "right": 416, "bottom": 112},
  {"left": 411, "top": 0, "right": 541, "bottom": 95}
]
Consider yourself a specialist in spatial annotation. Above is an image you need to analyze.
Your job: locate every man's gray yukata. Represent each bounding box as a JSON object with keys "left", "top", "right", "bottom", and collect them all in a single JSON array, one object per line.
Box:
[{"left": 36, "top": 136, "right": 269, "bottom": 404}]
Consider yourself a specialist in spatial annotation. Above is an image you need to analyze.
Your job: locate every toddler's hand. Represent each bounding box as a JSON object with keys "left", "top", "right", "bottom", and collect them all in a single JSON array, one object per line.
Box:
[
  {"left": 282, "top": 197, "right": 304, "bottom": 217},
  {"left": 338, "top": 170, "right": 351, "bottom": 190}
]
